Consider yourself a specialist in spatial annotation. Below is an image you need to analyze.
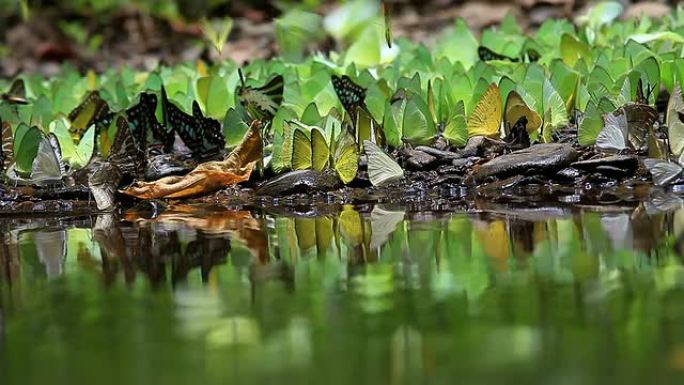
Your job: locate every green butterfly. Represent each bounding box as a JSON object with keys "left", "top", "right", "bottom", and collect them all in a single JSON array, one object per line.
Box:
[
  {"left": 238, "top": 74, "right": 284, "bottom": 122},
  {"left": 67, "top": 90, "right": 112, "bottom": 144},
  {"left": 1, "top": 78, "right": 29, "bottom": 105}
]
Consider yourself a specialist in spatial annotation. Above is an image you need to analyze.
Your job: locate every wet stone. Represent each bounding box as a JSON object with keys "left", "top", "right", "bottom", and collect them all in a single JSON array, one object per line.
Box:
[
  {"left": 571, "top": 155, "right": 639, "bottom": 173},
  {"left": 404, "top": 150, "right": 437, "bottom": 171},
  {"left": 256, "top": 170, "right": 341, "bottom": 196},
  {"left": 474, "top": 143, "right": 580, "bottom": 181}
]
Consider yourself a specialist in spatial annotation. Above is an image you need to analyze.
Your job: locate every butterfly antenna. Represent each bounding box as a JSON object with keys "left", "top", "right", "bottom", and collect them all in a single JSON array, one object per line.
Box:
[{"left": 238, "top": 68, "right": 246, "bottom": 89}]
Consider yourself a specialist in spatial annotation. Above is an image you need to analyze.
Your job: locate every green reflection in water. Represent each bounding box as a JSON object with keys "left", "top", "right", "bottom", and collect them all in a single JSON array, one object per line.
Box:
[{"left": 1, "top": 202, "right": 684, "bottom": 384}]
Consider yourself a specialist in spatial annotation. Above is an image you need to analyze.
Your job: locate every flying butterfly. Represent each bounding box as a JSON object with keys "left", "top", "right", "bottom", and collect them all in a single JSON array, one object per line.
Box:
[
  {"left": 127, "top": 92, "right": 174, "bottom": 152},
  {"left": 1, "top": 78, "right": 29, "bottom": 105},
  {"left": 364, "top": 140, "right": 403, "bottom": 187},
  {"left": 291, "top": 125, "right": 330, "bottom": 171},
  {"left": 108, "top": 115, "right": 145, "bottom": 180},
  {"left": 331, "top": 75, "right": 367, "bottom": 117},
  {"left": 478, "top": 46, "right": 519, "bottom": 63},
  {"left": 238, "top": 72, "right": 284, "bottom": 122},
  {"left": 68, "top": 90, "right": 112, "bottom": 143}
]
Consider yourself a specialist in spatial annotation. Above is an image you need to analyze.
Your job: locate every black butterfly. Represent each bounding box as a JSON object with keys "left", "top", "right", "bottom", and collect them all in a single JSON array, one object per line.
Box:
[
  {"left": 1, "top": 78, "right": 29, "bottom": 105},
  {"left": 478, "top": 46, "right": 519, "bottom": 62},
  {"left": 506, "top": 116, "right": 531, "bottom": 149},
  {"left": 68, "top": 90, "right": 113, "bottom": 143},
  {"left": 109, "top": 115, "right": 146, "bottom": 181},
  {"left": 635, "top": 78, "right": 655, "bottom": 105},
  {"left": 162, "top": 87, "right": 225, "bottom": 161},
  {"left": 126, "top": 92, "right": 174, "bottom": 152},
  {"left": 238, "top": 74, "right": 284, "bottom": 122},
  {"left": 331, "top": 75, "right": 367, "bottom": 116}
]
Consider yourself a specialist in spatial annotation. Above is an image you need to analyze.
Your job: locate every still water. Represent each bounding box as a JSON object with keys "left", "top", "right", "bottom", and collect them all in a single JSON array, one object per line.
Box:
[{"left": 2, "top": 198, "right": 684, "bottom": 384}]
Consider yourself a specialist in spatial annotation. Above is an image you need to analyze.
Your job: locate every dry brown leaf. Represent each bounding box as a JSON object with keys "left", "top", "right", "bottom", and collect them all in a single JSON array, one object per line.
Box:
[{"left": 121, "top": 121, "right": 263, "bottom": 199}]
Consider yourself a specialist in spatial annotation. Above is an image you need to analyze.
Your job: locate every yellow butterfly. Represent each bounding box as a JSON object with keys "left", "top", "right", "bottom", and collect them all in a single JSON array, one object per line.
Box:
[
  {"left": 504, "top": 90, "right": 542, "bottom": 136},
  {"left": 467, "top": 83, "right": 501, "bottom": 138},
  {"left": 332, "top": 129, "right": 359, "bottom": 184},
  {"left": 291, "top": 125, "right": 330, "bottom": 171}
]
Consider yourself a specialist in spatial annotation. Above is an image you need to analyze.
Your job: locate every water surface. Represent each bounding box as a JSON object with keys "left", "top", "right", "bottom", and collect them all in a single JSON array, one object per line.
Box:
[{"left": 2, "top": 199, "right": 684, "bottom": 384}]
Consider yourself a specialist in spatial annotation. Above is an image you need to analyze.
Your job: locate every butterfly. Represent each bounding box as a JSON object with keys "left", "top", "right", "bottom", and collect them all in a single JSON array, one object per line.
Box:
[
  {"left": 161, "top": 87, "right": 224, "bottom": 161},
  {"left": 364, "top": 140, "right": 403, "bottom": 186},
  {"left": 291, "top": 125, "right": 330, "bottom": 171},
  {"left": 238, "top": 74, "right": 284, "bottom": 122},
  {"left": 504, "top": 90, "right": 541, "bottom": 137},
  {"left": 596, "top": 108, "right": 629, "bottom": 152},
  {"left": 644, "top": 158, "right": 683, "bottom": 186},
  {"left": 68, "top": 90, "right": 113, "bottom": 143},
  {"left": 108, "top": 115, "right": 146, "bottom": 181},
  {"left": 30, "top": 133, "right": 66, "bottom": 186},
  {"left": 467, "top": 83, "right": 502, "bottom": 138},
  {"left": 635, "top": 78, "right": 656, "bottom": 105},
  {"left": 331, "top": 75, "right": 367, "bottom": 117},
  {"left": 0, "top": 119, "right": 12, "bottom": 174},
  {"left": 127, "top": 92, "right": 174, "bottom": 152},
  {"left": 1, "top": 78, "right": 29, "bottom": 105},
  {"left": 478, "top": 46, "right": 519, "bottom": 62},
  {"left": 332, "top": 128, "right": 359, "bottom": 184}
]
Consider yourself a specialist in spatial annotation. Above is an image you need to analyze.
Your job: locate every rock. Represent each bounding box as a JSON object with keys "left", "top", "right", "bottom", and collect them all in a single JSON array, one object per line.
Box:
[
  {"left": 415, "top": 146, "right": 461, "bottom": 160},
  {"left": 404, "top": 150, "right": 437, "bottom": 171},
  {"left": 556, "top": 167, "right": 581, "bottom": 180},
  {"left": 571, "top": 155, "right": 639, "bottom": 173},
  {"left": 459, "top": 136, "right": 487, "bottom": 157},
  {"left": 474, "top": 143, "right": 580, "bottom": 181},
  {"left": 452, "top": 157, "right": 479, "bottom": 168},
  {"left": 256, "top": 170, "right": 341, "bottom": 196}
]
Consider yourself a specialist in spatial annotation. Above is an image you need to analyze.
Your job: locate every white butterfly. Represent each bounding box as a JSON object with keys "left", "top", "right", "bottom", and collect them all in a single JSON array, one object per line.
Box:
[
  {"left": 643, "top": 158, "right": 683, "bottom": 186},
  {"left": 30, "top": 134, "right": 66, "bottom": 186},
  {"left": 596, "top": 109, "right": 628, "bottom": 151},
  {"left": 364, "top": 140, "right": 404, "bottom": 186}
]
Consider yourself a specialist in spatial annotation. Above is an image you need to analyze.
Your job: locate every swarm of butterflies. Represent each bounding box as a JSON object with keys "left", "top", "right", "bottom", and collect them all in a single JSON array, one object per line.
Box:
[
  {"left": 0, "top": 70, "right": 409, "bottom": 193},
  {"left": 1, "top": 48, "right": 683, "bottom": 196}
]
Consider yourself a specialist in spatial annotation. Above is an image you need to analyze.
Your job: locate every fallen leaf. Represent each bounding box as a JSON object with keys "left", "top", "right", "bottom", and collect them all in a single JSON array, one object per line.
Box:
[{"left": 121, "top": 121, "right": 262, "bottom": 199}]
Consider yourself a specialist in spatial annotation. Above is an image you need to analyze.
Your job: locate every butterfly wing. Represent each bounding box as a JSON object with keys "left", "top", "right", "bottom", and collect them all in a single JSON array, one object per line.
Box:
[
  {"left": 334, "top": 130, "right": 359, "bottom": 184},
  {"left": 644, "top": 159, "right": 683, "bottom": 186},
  {"left": 238, "top": 75, "right": 284, "bottom": 121},
  {"left": 31, "top": 134, "right": 65, "bottom": 185},
  {"left": 364, "top": 140, "right": 403, "bottom": 186},
  {"left": 467, "top": 83, "right": 502, "bottom": 138},
  {"left": 68, "top": 91, "right": 112, "bottom": 143},
  {"left": 109, "top": 115, "right": 145, "bottom": 179},
  {"left": 504, "top": 91, "right": 542, "bottom": 135},
  {"left": 1, "top": 120, "right": 12, "bottom": 173},
  {"left": 478, "top": 46, "right": 518, "bottom": 62},
  {"left": 129, "top": 92, "right": 173, "bottom": 152},
  {"left": 292, "top": 128, "right": 312, "bottom": 170},
  {"left": 191, "top": 101, "right": 225, "bottom": 161},
  {"left": 332, "top": 75, "right": 366, "bottom": 116},
  {"left": 2, "top": 78, "right": 28, "bottom": 105},
  {"left": 596, "top": 109, "right": 628, "bottom": 151},
  {"left": 311, "top": 128, "right": 330, "bottom": 171}
]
